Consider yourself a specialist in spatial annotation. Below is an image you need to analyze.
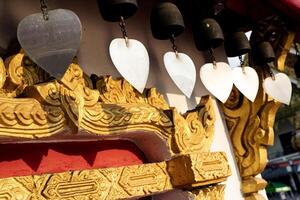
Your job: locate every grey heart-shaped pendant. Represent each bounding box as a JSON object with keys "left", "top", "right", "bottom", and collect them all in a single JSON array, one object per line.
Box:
[{"left": 17, "top": 9, "right": 82, "bottom": 79}]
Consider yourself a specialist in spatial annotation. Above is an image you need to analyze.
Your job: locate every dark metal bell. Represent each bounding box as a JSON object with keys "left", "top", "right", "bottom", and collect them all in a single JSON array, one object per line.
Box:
[
  {"left": 256, "top": 41, "right": 275, "bottom": 63},
  {"left": 150, "top": 2, "right": 185, "bottom": 40},
  {"left": 224, "top": 31, "right": 251, "bottom": 57},
  {"left": 193, "top": 18, "right": 224, "bottom": 51},
  {"left": 97, "top": 0, "right": 138, "bottom": 22}
]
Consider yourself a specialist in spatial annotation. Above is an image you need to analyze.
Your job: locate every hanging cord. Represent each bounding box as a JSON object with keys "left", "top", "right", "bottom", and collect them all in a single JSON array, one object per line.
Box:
[
  {"left": 209, "top": 48, "right": 217, "bottom": 68},
  {"left": 40, "top": 0, "right": 49, "bottom": 20},
  {"left": 239, "top": 55, "right": 246, "bottom": 74},
  {"left": 170, "top": 34, "right": 179, "bottom": 58},
  {"left": 119, "top": 16, "right": 129, "bottom": 46}
]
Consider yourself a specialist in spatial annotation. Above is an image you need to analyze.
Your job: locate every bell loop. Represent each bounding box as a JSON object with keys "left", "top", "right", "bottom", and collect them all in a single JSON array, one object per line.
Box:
[
  {"left": 170, "top": 34, "right": 179, "bottom": 58},
  {"left": 40, "top": 0, "right": 49, "bottom": 20},
  {"left": 119, "top": 16, "right": 129, "bottom": 46}
]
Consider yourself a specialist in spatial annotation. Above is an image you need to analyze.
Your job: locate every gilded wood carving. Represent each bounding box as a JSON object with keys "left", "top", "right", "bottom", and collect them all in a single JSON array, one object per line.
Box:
[
  {"left": 0, "top": 52, "right": 230, "bottom": 199},
  {"left": 222, "top": 16, "right": 295, "bottom": 200},
  {"left": 0, "top": 152, "right": 230, "bottom": 200}
]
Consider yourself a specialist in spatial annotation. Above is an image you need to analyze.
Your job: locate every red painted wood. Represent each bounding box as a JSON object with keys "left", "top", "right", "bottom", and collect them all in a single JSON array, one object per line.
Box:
[
  {"left": 269, "top": 0, "right": 300, "bottom": 21},
  {"left": 0, "top": 141, "right": 146, "bottom": 178},
  {"left": 226, "top": 0, "right": 300, "bottom": 22}
]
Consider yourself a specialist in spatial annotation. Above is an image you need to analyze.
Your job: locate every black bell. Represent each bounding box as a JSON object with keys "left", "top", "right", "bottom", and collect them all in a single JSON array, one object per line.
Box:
[
  {"left": 193, "top": 18, "right": 224, "bottom": 51},
  {"left": 97, "top": 0, "right": 138, "bottom": 22},
  {"left": 224, "top": 31, "right": 251, "bottom": 57},
  {"left": 256, "top": 41, "right": 275, "bottom": 64},
  {"left": 150, "top": 2, "right": 185, "bottom": 40}
]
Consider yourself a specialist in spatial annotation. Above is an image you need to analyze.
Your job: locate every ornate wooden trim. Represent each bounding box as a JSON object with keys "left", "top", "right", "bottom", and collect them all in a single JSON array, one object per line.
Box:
[
  {"left": 0, "top": 52, "right": 230, "bottom": 199},
  {"left": 223, "top": 84, "right": 280, "bottom": 199},
  {"left": 0, "top": 152, "right": 230, "bottom": 200},
  {"left": 222, "top": 16, "right": 295, "bottom": 199},
  {"left": 191, "top": 185, "right": 226, "bottom": 200}
]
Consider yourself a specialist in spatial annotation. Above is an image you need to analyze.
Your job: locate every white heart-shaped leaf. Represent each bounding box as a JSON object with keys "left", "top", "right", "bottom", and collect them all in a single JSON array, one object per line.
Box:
[
  {"left": 109, "top": 38, "right": 149, "bottom": 93},
  {"left": 17, "top": 9, "right": 82, "bottom": 79},
  {"left": 200, "top": 62, "right": 233, "bottom": 103},
  {"left": 163, "top": 52, "right": 196, "bottom": 98},
  {"left": 263, "top": 72, "right": 292, "bottom": 105},
  {"left": 232, "top": 66, "right": 259, "bottom": 102}
]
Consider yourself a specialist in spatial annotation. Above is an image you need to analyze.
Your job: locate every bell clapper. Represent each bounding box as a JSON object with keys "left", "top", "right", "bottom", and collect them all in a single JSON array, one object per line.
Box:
[
  {"left": 239, "top": 55, "right": 246, "bottom": 74},
  {"left": 119, "top": 16, "right": 129, "bottom": 47},
  {"left": 40, "top": 0, "right": 49, "bottom": 20},
  {"left": 209, "top": 48, "right": 217, "bottom": 69},
  {"left": 170, "top": 34, "right": 179, "bottom": 58},
  {"left": 266, "top": 62, "right": 276, "bottom": 81}
]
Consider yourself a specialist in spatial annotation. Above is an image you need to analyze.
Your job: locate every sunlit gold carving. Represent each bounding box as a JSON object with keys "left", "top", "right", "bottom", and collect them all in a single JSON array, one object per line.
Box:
[
  {"left": 0, "top": 52, "right": 229, "bottom": 199},
  {"left": 0, "top": 97, "right": 65, "bottom": 138},
  {"left": 221, "top": 16, "right": 295, "bottom": 199},
  {"left": 223, "top": 85, "right": 280, "bottom": 199},
  {"left": 173, "top": 96, "right": 215, "bottom": 153},
  {"left": 276, "top": 32, "right": 295, "bottom": 72},
  {"left": 0, "top": 152, "right": 230, "bottom": 200},
  {"left": 191, "top": 185, "right": 225, "bottom": 200},
  {"left": 0, "top": 58, "right": 6, "bottom": 90}
]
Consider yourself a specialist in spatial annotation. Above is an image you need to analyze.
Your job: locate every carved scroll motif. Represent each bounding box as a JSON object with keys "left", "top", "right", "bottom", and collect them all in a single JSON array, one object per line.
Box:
[
  {"left": 0, "top": 52, "right": 230, "bottom": 199},
  {"left": 0, "top": 152, "right": 230, "bottom": 200},
  {"left": 223, "top": 85, "right": 280, "bottom": 199},
  {"left": 222, "top": 16, "right": 295, "bottom": 199}
]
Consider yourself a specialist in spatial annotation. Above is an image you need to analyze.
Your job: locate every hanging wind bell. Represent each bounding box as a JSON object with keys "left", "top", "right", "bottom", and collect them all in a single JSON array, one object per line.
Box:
[
  {"left": 258, "top": 42, "right": 292, "bottom": 105},
  {"left": 224, "top": 31, "right": 259, "bottom": 102},
  {"left": 150, "top": 2, "right": 196, "bottom": 98},
  {"left": 193, "top": 18, "right": 233, "bottom": 103},
  {"left": 17, "top": 0, "right": 82, "bottom": 79},
  {"left": 97, "top": 0, "right": 149, "bottom": 93}
]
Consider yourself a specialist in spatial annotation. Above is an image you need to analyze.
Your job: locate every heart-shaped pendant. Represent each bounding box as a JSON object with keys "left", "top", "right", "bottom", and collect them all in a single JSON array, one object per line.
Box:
[
  {"left": 232, "top": 66, "right": 259, "bottom": 102},
  {"left": 109, "top": 38, "right": 149, "bottom": 93},
  {"left": 17, "top": 9, "right": 82, "bottom": 79},
  {"left": 163, "top": 52, "right": 196, "bottom": 98},
  {"left": 263, "top": 72, "right": 292, "bottom": 105},
  {"left": 200, "top": 62, "right": 233, "bottom": 103}
]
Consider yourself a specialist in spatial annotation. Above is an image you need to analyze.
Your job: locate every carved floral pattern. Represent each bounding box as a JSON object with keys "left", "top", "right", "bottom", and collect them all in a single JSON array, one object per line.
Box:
[{"left": 0, "top": 52, "right": 230, "bottom": 199}]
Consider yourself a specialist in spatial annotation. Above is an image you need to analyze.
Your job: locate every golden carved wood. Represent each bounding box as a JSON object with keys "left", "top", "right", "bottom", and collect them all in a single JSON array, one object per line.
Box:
[
  {"left": 223, "top": 85, "right": 280, "bottom": 199},
  {"left": 192, "top": 185, "right": 225, "bottom": 200},
  {"left": 0, "top": 52, "right": 230, "bottom": 199},
  {"left": 222, "top": 17, "right": 295, "bottom": 199},
  {"left": 0, "top": 152, "right": 230, "bottom": 200}
]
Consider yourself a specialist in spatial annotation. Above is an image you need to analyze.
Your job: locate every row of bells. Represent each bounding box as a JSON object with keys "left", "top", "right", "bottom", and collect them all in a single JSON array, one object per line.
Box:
[{"left": 97, "top": 0, "right": 275, "bottom": 64}]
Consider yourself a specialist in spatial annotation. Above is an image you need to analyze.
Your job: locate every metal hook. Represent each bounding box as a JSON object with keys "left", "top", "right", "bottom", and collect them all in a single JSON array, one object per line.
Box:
[
  {"left": 40, "top": 0, "right": 49, "bottom": 20},
  {"left": 170, "top": 34, "right": 179, "bottom": 58},
  {"left": 119, "top": 16, "right": 129, "bottom": 47}
]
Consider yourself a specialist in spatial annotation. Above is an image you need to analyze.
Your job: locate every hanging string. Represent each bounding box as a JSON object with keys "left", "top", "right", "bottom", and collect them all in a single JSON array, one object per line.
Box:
[
  {"left": 209, "top": 48, "right": 217, "bottom": 68},
  {"left": 119, "top": 16, "right": 129, "bottom": 46},
  {"left": 170, "top": 34, "right": 179, "bottom": 58},
  {"left": 40, "top": 0, "right": 49, "bottom": 20}
]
